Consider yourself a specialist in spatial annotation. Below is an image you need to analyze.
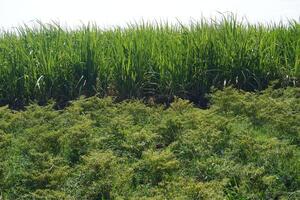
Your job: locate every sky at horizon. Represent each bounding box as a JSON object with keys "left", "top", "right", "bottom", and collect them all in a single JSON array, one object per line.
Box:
[{"left": 1, "top": 0, "right": 299, "bottom": 29}]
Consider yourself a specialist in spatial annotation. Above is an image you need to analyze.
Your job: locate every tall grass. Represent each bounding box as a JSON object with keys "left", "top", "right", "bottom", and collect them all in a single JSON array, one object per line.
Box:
[{"left": 0, "top": 15, "right": 299, "bottom": 108}]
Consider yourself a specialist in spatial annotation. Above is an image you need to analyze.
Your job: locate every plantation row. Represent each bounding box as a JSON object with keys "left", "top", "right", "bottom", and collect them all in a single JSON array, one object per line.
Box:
[
  {"left": 0, "top": 17, "right": 299, "bottom": 108},
  {"left": 0, "top": 86, "right": 299, "bottom": 199}
]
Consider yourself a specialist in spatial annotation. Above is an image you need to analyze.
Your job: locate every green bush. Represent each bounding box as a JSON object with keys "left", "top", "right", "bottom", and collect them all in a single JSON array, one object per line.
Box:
[{"left": 0, "top": 86, "right": 299, "bottom": 199}]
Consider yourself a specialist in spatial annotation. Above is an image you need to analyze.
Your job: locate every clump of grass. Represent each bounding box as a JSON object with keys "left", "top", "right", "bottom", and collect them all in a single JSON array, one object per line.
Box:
[{"left": 0, "top": 15, "right": 299, "bottom": 108}]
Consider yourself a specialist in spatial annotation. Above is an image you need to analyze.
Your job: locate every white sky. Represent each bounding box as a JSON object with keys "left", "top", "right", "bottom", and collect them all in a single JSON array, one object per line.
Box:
[{"left": 0, "top": 0, "right": 299, "bottom": 29}]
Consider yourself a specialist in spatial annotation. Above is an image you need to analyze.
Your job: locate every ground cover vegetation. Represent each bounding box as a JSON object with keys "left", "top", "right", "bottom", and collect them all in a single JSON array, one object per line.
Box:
[
  {"left": 0, "top": 86, "right": 299, "bottom": 199},
  {"left": 0, "top": 16, "right": 299, "bottom": 108},
  {"left": 0, "top": 15, "right": 299, "bottom": 199}
]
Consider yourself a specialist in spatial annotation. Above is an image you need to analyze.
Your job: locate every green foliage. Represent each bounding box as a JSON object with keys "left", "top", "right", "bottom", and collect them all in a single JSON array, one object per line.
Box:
[
  {"left": 133, "top": 149, "right": 180, "bottom": 186},
  {"left": 0, "top": 15, "right": 299, "bottom": 108},
  {"left": 212, "top": 86, "right": 300, "bottom": 144},
  {"left": 59, "top": 122, "right": 92, "bottom": 164},
  {"left": 0, "top": 87, "right": 299, "bottom": 199},
  {"left": 64, "top": 151, "right": 120, "bottom": 199}
]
